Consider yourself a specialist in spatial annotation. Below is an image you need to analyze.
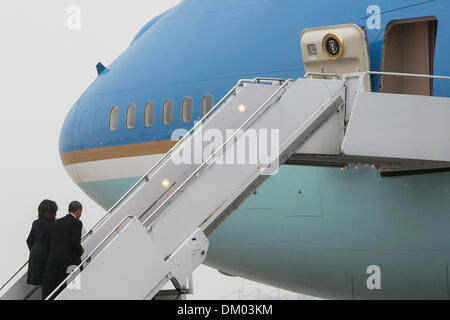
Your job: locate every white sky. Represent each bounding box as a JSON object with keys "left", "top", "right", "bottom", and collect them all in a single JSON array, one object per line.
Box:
[{"left": 0, "top": 0, "right": 312, "bottom": 300}]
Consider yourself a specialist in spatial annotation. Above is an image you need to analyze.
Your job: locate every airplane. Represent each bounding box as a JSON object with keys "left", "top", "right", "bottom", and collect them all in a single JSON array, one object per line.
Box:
[
  {"left": 59, "top": 0, "right": 450, "bottom": 299},
  {"left": 5, "top": 0, "right": 450, "bottom": 299}
]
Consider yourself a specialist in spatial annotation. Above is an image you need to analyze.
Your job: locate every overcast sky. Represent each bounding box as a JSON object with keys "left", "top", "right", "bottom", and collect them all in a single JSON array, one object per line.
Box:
[{"left": 0, "top": 0, "right": 313, "bottom": 300}]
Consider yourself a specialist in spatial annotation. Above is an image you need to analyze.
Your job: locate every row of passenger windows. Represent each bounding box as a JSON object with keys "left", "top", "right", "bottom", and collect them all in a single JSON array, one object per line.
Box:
[{"left": 109, "top": 95, "right": 213, "bottom": 131}]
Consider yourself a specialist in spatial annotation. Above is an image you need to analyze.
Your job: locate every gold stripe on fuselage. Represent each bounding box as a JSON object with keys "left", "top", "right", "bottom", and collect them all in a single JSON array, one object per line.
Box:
[{"left": 60, "top": 140, "right": 177, "bottom": 166}]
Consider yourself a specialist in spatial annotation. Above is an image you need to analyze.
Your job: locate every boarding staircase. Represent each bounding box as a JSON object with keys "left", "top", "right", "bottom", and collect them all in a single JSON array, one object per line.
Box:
[{"left": 2, "top": 71, "right": 450, "bottom": 299}]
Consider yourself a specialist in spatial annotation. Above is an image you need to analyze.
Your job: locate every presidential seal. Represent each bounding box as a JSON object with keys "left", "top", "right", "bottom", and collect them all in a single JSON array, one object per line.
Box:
[{"left": 322, "top": 33, "right": 344, "bottom": 60}]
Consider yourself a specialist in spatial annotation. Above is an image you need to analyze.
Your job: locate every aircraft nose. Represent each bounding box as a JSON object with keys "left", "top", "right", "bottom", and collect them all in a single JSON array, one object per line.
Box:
[{"left": 59, "top": 100, "right": 80, "bottom": 181}]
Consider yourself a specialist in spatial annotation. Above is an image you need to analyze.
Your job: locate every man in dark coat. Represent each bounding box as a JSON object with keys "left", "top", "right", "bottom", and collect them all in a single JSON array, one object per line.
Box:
[
  {"left": 42, "top": 201, "right": 84, "bottom": 299},
  {"left": 26, "top": 200, "right": 58, "bottom": 287}
]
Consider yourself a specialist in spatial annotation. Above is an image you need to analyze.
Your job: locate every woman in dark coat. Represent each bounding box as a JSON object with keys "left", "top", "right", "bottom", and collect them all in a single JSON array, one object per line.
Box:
[{"left": 26, "top": 200, "right": 58, "bottom": 286}]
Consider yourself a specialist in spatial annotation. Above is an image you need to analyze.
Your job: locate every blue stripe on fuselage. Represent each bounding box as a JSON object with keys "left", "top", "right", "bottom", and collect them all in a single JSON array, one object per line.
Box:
[{"left": 60, "top": 0, "right": 450, "bottom": 156}]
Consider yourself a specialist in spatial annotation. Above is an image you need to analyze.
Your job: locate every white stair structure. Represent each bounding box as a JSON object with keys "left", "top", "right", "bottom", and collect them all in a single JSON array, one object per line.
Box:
[{"left": 2, "top": 72, "right": 450, "bottom": 299}]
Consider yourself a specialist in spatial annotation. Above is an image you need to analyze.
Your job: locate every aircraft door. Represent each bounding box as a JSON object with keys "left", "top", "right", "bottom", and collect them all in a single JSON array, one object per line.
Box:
[{"left": 300, "top": 24, "right": 371, "bottom": 91}]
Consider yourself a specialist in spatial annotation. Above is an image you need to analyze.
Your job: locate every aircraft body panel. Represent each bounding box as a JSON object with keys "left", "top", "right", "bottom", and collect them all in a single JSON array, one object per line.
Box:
[{"left": 58, "top": 0, "right": 450, "bottom": 298}]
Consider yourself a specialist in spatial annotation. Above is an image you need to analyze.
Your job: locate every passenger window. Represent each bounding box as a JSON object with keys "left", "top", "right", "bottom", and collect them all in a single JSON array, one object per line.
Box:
[
  {"left": 181, "top": 97, "right": 193, "bottom": 122},
  {"left": 144, "top": 102, "right": 154, "bottom": 127},
  {"left": 201, "top": 94, "right": 213, "bottom": 117},
  {"left": 162, "top": 99, "right": 173, "bottom": 125},
  {"left": 126, "top": 104, "right": 136, "bottom": 129},
  {"left": 109, "top": 106, "right": 119, "bottom": 131}
]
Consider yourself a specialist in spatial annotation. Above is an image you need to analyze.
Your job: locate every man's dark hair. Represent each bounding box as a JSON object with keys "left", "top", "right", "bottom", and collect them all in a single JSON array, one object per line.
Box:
[
  {"left": 38, "top": 200, "right": 58, "bottom": 220},
  {"left": 68, "top": 201, "right": 83, "bottom": 213}
]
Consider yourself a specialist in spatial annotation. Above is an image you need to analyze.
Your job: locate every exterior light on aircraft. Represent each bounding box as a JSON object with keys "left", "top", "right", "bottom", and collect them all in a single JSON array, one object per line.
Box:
[
  {"left": 238, "top": 104, "right": 246, "bottom": 113},
  {"left": 307, "top": 44, "right": 318, "bottom": 55},
  {"left": 162, "top": 178, "right": 170, "bottom": 188}
]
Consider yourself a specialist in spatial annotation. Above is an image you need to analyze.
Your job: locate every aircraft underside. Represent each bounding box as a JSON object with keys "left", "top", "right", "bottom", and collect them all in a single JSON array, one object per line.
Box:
[{"left": 74, "top": 158, "right": 450, "bottom": 299}]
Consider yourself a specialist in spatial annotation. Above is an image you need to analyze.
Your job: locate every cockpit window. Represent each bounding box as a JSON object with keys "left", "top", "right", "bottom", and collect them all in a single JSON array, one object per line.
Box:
[
  {"left": 109, "top": 106, "right": 119, "bottom": 131},
  {"left": 162, "top": 99, "right": 173, "bottom": 125},
  {"left": 182, "top": 97, "right": 193, "bottom": 123},
  {"left": 201, "top": 94, "right": 213, "bottom": 117},
  {"left": 126, "top": 104, "right": 136, "bottom": 129},
  {"left": 144, "top": 102, "right": 154, "bottom": 127}
]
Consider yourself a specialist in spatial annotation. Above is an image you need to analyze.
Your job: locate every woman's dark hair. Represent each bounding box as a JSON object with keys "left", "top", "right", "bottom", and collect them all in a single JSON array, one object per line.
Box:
[{"left": 38, "top": 199, "right": 58, "bottom": 220}]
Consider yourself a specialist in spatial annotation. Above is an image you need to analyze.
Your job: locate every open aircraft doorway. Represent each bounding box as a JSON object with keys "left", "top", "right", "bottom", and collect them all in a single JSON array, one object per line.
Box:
[{"left": 381, "top": 16, "right": 438, "bottom": 95}]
